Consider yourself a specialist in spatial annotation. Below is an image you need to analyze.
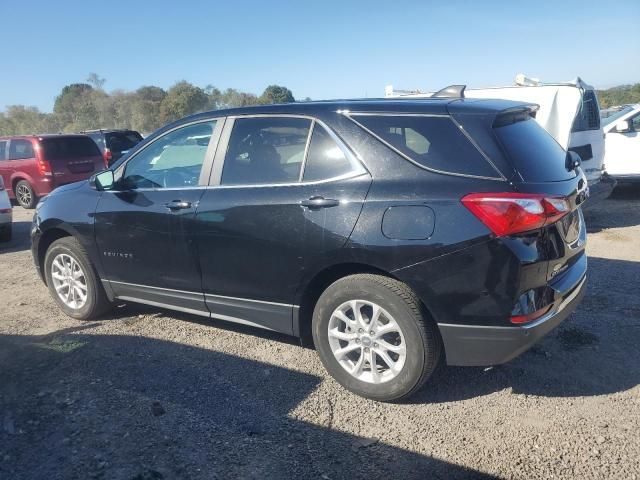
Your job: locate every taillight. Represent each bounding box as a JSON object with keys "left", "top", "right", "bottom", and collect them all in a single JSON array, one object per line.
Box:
[
  {"left": 37, "top": 157, "right": 52, "bottom": 176},
  {"left": 461, "top": 192, "right": 571, "bottom": 236},
  {"left": 104, "top": 148, "right": 112, "bottom": 167},
  {"left": 510, "top": 305, "right": 552, "bottom": 324}
]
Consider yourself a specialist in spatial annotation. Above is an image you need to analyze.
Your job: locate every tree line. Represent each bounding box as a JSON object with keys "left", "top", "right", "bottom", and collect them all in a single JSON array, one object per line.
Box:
[
  {"left": 0, "top": 74, "right": 297, "bottom": 136},
  {"left": 596, "top": 83, "right": 640, "bottom": 109}
]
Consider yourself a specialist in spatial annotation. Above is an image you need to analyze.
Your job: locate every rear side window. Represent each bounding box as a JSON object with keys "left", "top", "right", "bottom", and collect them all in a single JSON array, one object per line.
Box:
[
  {"left": 106, "top": 132, "right": 143, "bottom": 152},
  {"left": 571, "top": 90, "right": 600, "bottom": 132},
  {"left": 222, "top": 117, "right": 311, "bottom": 185},
  {"left": 351, "top": 115, "right": 500, "bottom": 178},
  {"left": 303, "top": 125, "right": 362, "bottom": 182},
  {"left": 495, "top": 118, "right": 574, "bottom": 182},
  {"left": 0, "top": 141, "right": 7, "bottom": 160},
  {"left": 41, "top": 137, "right": 101, "bottom": 159},
  {"left": 8, "top": 139, "right": 35, "bottom": 160}
]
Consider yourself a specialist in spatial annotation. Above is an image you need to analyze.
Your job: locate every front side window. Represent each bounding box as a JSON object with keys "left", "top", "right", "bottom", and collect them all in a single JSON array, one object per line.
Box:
[
  {"left": 221, "top": 117, "right": 311, "bottom": 185},
  {"left": 303, "top": 125, "right": 362, "bottom": 182},
  {"left": 8, "top": 139, "right": 34, "bottom": 160},
  {"left": 351, "top": 115, "right": 499, "bottom": 177},
  {"left": 123, "top": 121, "right": 215, "bottom": 189}
]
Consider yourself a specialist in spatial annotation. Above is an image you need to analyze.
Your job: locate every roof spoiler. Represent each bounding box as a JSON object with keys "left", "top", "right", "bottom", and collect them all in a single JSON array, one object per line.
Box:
[{"left": 431, "top": 85, "right": 466, "bottom": 99}]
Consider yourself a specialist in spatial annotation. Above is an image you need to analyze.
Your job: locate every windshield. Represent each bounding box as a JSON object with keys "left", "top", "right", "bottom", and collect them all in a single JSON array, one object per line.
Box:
[{"left": 601, "top": 106, "right": 635, "bottom": 126}]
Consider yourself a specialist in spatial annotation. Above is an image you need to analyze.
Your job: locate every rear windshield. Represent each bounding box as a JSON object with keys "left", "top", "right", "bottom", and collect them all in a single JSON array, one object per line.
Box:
[
  {"left": 351, "top": 115, "right": 500, "bottom": 178},
  {"left": 495, "top": 118, "right": 575, "bottom": 182},
  {"left": 106, "top": 131, "right": 142, "bottom": 152},
  {"left": 41, "top": 137, "right": 101, "bottom": 159},
  {"left": 571, "top": 90, "right": 600, "bottom": 132}
]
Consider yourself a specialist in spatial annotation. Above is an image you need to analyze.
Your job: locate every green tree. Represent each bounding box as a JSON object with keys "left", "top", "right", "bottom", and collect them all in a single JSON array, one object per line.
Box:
[
  {"left": 53, "top": 83, "right": 98, "bottom": 131},
  {"left": 86, "top": 72, "right": 106, "bottom": 90},
  {"left": 260, "top": 85, "right": 295, "bottom": 104},
  {"left": 131, "top": 86, "right": 167, "bottom": 132},
  {"left": 159, "top": 81, "right": 208, "bottom": 123}
]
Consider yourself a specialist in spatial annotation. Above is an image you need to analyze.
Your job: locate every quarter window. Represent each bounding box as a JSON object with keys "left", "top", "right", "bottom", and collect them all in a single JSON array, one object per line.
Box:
[
  {"left": 303, "top": 125, "right": 362, "bottom": 182},
  {"left": 8, "top": 139, "right": 35, "bottom": 160},
  {"left": 221, "top": 117, "right": 311, "bottom": 185},
  {"left": 123, "top": 121, "right": 215, "bottom": 189},
  {"left": 351, "top": 115, "right": 499, "bottom": 178}
]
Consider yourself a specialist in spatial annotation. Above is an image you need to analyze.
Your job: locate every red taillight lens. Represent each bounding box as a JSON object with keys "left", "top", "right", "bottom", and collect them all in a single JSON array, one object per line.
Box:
[
  {"left": 104, "top": 149, "right": 112, "bottom": 167},
  {"left": 37, "top": 158, "right": 52, "bottom": 176},
  {"left": 510, "top": 305, "right": 552, "bottom": 324},
  {"left": 461, "top": 192, "right": 571, "bottom": 237}
]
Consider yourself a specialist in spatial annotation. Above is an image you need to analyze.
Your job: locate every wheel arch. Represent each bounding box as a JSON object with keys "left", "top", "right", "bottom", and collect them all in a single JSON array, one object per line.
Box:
[
  {"left": 295, "top": 262, "right": 402, "bottom": 345},
  {"left": 36, "top": 227, "right": 74, "bottom": 284}
]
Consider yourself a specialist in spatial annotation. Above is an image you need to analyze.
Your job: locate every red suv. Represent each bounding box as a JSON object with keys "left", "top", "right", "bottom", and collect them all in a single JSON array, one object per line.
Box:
[{"left": 0, "top": 135, "right": 106, "bottom": 208}]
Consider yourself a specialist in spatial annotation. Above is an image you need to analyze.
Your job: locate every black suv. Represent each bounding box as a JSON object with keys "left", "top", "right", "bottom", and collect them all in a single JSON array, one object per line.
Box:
[
  {"left": 32, "top": 94, "right": 588, "bottom": 401},
  {"left": 81, "top": 129, "right": 143, "bottom": 166}
]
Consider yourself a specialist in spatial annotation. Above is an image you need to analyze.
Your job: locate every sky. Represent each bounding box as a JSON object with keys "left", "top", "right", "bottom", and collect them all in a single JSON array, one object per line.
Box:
[{"left": 1, "top": 0, "right": 638, "bottom": 112}]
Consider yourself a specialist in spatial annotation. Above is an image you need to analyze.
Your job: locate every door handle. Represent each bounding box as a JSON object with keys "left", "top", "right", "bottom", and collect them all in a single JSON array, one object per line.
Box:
[
  {"left": 164, "top": 200, "right": 192, "bottom": 211},
  {"left": 300, "top": 196, "right": 340, "bottom": 210}
]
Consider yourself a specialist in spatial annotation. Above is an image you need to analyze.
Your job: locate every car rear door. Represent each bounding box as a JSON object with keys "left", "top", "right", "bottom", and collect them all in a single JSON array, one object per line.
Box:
[
  {"left": 40, "top": 136, "right": 106, "bottom": 185},
  {"left": 94, "top": 119, "right": 223, "bottom": 315},
  {"left": 194, "top": 115, "right": 371, "bottom": 334}
]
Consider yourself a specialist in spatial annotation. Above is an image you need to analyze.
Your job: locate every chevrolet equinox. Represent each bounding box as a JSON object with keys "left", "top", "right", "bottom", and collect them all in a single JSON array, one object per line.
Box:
[{"left": 31, "top": 93, "right": 588, "bottom": 401}]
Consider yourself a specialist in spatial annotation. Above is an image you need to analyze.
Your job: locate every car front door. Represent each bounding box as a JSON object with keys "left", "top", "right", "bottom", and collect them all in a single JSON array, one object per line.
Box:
[
  {"left": 194, "top": 115, "right": 371, "bottom": 334},
  {"left": 606, "top": 113, "right": 640, "bottom": 176},
  {"left": 94, "top": 119, "right": 223, "bottom": 315}
]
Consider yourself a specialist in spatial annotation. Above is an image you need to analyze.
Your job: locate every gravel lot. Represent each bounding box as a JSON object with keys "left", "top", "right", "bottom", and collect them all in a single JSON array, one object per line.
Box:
[{"left": 1, "top": 187, "right": 639, "bottom": 480}]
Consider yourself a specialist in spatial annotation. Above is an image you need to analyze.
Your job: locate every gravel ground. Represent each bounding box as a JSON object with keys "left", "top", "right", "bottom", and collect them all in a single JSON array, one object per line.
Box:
[{"left": 1, "top": 187, "right": 639, "bottom": 480}]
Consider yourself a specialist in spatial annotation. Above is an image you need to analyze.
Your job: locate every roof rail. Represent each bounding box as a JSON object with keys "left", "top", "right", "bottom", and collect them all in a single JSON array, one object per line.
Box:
[{"left": 431, "top": 85, "right": 466, "bottom": 99}]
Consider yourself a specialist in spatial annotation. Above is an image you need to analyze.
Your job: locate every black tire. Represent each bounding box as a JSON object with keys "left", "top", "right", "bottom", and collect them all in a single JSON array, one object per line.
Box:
[
  {"left": 15, "top": 180, "right": 37, "bottom": 209},
  {"left": 44, "top": 237, "right": 111, "bottom": 319},
  {"left": 0, "top": 225, "right": 11, "bottom": 242},
  {"left": 312, "top": 274, "right": 441, "bottom": 402}
]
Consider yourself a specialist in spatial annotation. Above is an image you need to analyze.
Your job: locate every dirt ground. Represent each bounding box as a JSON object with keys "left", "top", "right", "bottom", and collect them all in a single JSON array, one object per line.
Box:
[{"left": 1, "top": 186, "right": 639, "bottom": 480}]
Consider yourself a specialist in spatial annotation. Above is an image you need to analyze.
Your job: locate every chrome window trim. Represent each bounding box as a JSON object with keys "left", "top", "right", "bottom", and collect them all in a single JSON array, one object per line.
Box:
[
  {"left": 345, "top": 113, "right": 506, "bottom": 181},
  {"left": 298, "top": 120, "right": 315, "bottom": 182},
  {"left": 209, "top": 113, "right": 369, "bottom": 187},
  {"left": 114, "top": 117, "right": 225, "bottom": 189}
]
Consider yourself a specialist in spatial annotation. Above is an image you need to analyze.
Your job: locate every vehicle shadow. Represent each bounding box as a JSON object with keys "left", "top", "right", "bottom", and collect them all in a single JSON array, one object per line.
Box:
[
  {"left": 0, "top": 330, "right": 496, "bottom": 480},
  {"left": 0, "top": 221, "right": 32, "bottom": 254},
  {"left": 584, "top": 184, "right": 640, "bottom": 233}
]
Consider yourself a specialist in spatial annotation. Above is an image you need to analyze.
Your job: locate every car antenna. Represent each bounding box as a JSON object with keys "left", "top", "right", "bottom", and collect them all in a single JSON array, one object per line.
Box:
[{"left": 431, "top": 84, "right": 466, "bottom": 98}]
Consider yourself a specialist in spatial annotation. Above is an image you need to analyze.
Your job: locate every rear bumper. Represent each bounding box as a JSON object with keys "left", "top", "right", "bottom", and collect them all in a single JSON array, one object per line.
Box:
[
  {"left": 582, "top": 175, "right": 616, "bottom": 208},
  {"left": 438, "top": 274, "right": 587, "bottom": 366},
  {"left": 608, "top": 174, "right": 640, "bottom": 184}
]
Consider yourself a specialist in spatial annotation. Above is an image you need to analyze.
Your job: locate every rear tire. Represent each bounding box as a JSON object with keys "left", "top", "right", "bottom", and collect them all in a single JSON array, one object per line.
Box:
[
  {"left": 44, "top": 237, "right": 111, "bottom": 319},
  {"left": 312, "top": 274, "right": 441, "bottom": 402},
  {"left": 15, "top": 180, "right": 36, "bottom": 209}
]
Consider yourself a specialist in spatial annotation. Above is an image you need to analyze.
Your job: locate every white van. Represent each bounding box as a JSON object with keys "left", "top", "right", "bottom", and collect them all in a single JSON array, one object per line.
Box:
[{"left": 385, "top": 75, "right": 615, "bottom": 203}]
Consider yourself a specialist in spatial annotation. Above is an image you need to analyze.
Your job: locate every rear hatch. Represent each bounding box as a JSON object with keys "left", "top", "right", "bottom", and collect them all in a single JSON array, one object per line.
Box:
[
  {"left": 105, "top": 131, "right": 143, "bottom": 162},
  {"left": 40, "top": 136, "right": 105, "bottom": 181},
  {"left": 492, "top": 112, "right": 588, "bottom": 284}
]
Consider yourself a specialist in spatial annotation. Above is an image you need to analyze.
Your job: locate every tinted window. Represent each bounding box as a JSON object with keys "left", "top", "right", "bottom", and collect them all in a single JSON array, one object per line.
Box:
[
  {"left": 571, "top": 90, "right": 601, "bottom": 132},
  {"left": 8, "top": 139, "right": 35, "bottom": 160},
  {"left": 303, "top": 125, "right": 361, "bottom": 182},
  {"left": 41, "top": 137, "right": 100, "bottom": 159},
  {"left": 495, "top": 118, "right": 574, "bottom": 182},
  {"left": 0, "top": 141, "right": 7, "bottom": 161},
  {"left": 106, "top": 131, "right": 143, "bottom": 152},
  {"left": 352, "top": 115, "right": 499, "bottom": 177},
  {"left": 88, "top": 133, "right": 105, "bottom": 151},
  {"left": 124, "top": 121, "right": 215, "bottom": 189},
  {"left": 222, "top": 117, "right": 311, "bottom": 185}
]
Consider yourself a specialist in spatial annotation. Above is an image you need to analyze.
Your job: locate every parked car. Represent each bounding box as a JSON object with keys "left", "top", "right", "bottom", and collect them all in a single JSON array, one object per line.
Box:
[
  {"left": 0, "top": 134, "right": 106, "bottom": 208},
  {"left": 385, "top": 74, "right": 615, "bottom": 204},
  {"left": 0, "top": 176, "right": 12, "bottom": 242},
  {"left": 81, "top": 129, "right": 143, "bottom": 166},
  {"left": 601, "top": 104, "right": 640, "bottom": 184},
  {"left": 32, "top": 94, "right": 588, "bottom": 401}
]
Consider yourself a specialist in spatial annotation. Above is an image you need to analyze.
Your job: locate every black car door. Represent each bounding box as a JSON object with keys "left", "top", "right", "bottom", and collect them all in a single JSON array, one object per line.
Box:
[
  {"left": 94, "top": 119, "right": 223, "bottom": 315},
  {"left": 194, "top": 116, "right": 371, "bottom": 334}
]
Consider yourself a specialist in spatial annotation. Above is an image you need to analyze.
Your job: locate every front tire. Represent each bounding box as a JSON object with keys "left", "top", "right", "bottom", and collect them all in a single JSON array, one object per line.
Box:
[
  {"left": 15, "top": 180, "right": 37, "bottom": 209},
  {"left": 312, "top": 274, "right": 441, "bottom": 402},
  {"left": 44, "top": 237, "right": 111, "bottom": 319}
]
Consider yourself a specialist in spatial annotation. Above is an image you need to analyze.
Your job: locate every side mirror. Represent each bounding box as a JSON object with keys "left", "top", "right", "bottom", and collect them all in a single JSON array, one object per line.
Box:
[
  {"left": 91, "top": 170, "right": 115, "bottom": 191},
  {"left": 566, "top": 150, "right": 582, "bottom": 171},
  {"left": 614, "top": 120, "right": 630, "bottom": 133}
]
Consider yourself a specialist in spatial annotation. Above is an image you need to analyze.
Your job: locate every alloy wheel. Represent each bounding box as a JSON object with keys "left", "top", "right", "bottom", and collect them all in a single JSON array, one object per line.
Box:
[
  {"left": 51, "top": 253, "right": 88, "bottom": 309},
  {"left": 17, "top": 184, "right": 32, "bottom": 206}
]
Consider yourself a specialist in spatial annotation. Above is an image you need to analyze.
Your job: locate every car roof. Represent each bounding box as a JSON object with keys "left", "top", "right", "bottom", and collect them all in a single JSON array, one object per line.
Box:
[
  {"left": 80, "top": 129, "right": 140, "bottom": 134},
  {"left": 179, "top": 98, "right": 535, "bottom": 122},
  {"left": 0, "top": 133, "right": 94, "bottom": 141}
]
